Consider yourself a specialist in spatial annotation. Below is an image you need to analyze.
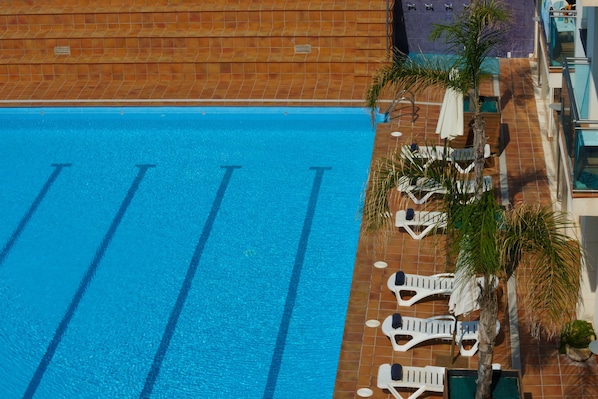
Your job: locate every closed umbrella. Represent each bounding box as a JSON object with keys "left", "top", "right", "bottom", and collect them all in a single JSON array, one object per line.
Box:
[
  {"left": 448, "top": 251, "right": 480, "bottom": 363},
  {"left": 435, "top": 69, "right": 464, "bottom": 140},
  {"left": 449, "top": 265, "right": 480, "bottom": 316}
]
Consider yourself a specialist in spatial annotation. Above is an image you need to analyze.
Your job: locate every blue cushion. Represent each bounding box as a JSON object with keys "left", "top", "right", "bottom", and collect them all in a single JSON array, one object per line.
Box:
[
  {"left": 406, "top": 208, "right": 415, "bottom": 220},
  {"left": 395, "top": 271, "right": 406, "bottom": 286},
  {"left": 410, "top": 143, "right": 418, "bottom": 151},
  {"left": 392, "top": 313, "right": 402, "bottom": 329},
  {"left": 391, "top": 364, "right": 403, "bottom": 381}
]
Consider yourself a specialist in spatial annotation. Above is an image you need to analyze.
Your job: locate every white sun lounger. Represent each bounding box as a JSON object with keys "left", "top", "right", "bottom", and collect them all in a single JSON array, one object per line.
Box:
[
  {"left": 387, "top": 271, "right": 495, "bottom": 307},
  {"left": 449, "top": 144, "right": 491, "bottom": 174},
  {"left": 377, "top": 363, "right": 445, "bottom": 399},
  {"left": 381, "top": 313, "right": 485, "bottom": 357},
  {"left": 396, "top": 176, "right": 447, "bottom": 204},
  {"left": 400, "top": 145, "right": 450, "bottom": 170},
  {"left": 387, "top": 271, "right": 455, "bottom": 306},
  {"left": 457, "top": 175, "right": 493, "bottom": 194},
  {"left": 397, "top": 175, "right": 493, "bottom": 204},
  {"left": 395, "top": 210, "right": 447, "bottom": 239},
  {"left": 401, "top": 144, "right": 490, "bottom": 175}
]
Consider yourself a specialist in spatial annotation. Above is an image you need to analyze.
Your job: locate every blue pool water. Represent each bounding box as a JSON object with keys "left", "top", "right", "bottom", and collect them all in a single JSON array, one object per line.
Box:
[{"left": 0, "top": 107, "right": 374, "bottom": 399}]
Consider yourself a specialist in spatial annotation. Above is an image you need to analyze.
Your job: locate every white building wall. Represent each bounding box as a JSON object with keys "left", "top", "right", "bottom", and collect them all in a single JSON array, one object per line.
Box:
[
  {"left": 576, "top": 216, "right": 598, "bottom": 325},
  {"left": 575, "top": 6, "right": 598, "bottom": 325}
]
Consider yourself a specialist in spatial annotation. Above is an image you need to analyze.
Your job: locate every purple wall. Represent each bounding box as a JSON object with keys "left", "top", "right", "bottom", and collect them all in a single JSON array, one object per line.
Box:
[{"left": 395, "top": 0, "right": 535, "bottom": 58}]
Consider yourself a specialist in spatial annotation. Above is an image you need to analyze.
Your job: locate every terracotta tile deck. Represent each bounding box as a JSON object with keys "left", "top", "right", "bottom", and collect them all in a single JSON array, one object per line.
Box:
[
  {"left": 333, "top": 58, "right": 598, "bottom": 399},
  {"left": 1, "top": 58, "right": 597, "bottom": 398},
  {"left": 0, "top": 78, "right": 369, "bottom": 107}
]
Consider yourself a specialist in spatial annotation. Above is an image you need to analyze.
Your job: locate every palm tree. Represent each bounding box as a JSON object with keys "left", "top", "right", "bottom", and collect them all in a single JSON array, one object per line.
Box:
[
  {"left": 365, "top": 0, "right": 509, "bottom": 194},
  {"left": 449, "top": 192, "right": 582, "bottom": 399},
  {"left": 362, "top": 151, "right": 583, "bottom": 399}
]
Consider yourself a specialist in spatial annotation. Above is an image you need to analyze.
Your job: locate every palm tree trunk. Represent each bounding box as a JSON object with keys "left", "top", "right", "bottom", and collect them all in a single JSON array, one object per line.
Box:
[
  {"left": 475, "top": 280, "right": 498, "bottom": 399},
  {"left": 472, "top": 112, "right": 486, "bottom": 199}
]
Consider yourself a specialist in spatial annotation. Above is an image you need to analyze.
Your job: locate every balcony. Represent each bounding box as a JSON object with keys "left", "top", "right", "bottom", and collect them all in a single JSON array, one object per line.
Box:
[
  {"left": 545, "top": 9, "right": 577, "bottom": 67},
  {"left": 561, "top": 58, "right": 598, "bottom": 192}
]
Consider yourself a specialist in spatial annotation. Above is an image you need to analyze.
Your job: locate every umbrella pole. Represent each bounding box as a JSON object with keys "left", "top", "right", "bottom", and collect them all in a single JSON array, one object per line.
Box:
[
  {"left": 450, "top": 315, "right": 458, "bottom": 364},
  {"left": 443, "top": 138, "right": 448, "bottom": 169}
]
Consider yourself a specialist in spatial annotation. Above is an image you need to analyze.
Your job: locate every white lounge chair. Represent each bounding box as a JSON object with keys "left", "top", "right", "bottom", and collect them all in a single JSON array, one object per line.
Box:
[
  {"left": 395, "top": 210, "right": 447, "bottom": 239},
  {"left": 387, "top": 271, "right": 496, "bottom": 307},
  {"left": 377, "top": 363, "right": 445, "bottom": 399},
  {"left": 401, "top": 144, "right": 490, "bottom": 174},
  {"left": 397, "top": 175, "right": 493, "bottom": 204},
  {"left": 387, "top": 271, "right": 455, "bottom": 306},
  {"left": 457, "top": 175, "right": 493, "bottom": 195},
  {"left": 396, "top": 176, "right": 447, "bottom": 204},
  {"left": 449, "top": 144, "right": 491, "bottom": 174},
  {"left": 401, "top": 145, "right": 450, "bottom": 170},
  {"left": 381, "top": 313, "right": 486, "bottom": 357}
]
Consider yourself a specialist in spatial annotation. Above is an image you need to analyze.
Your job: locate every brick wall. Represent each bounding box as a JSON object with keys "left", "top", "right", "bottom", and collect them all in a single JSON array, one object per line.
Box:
[{"left": 0, "top": 0, "right": 390, "bottom": 86}]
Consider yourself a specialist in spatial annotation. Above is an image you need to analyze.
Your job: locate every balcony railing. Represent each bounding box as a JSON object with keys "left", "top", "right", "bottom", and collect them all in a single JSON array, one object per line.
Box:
[
  {"left": 544, "top": 9, "right": 577, "bottom": 67},
  {"left": 561, "top": 58, "right": 598, "bottom": 192}
]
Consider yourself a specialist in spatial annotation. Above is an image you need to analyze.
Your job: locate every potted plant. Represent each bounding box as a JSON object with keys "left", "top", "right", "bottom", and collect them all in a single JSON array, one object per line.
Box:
[{"left": 560, "top": 320, "right": 597, "bottom": 361}]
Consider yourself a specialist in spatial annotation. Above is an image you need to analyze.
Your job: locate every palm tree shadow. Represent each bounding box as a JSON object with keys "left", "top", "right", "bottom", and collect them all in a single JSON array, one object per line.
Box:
[
  {"left": 501, "top": 122, "right": 510, "bottom": 154},
  {"left": 504, "top": 168, "right": 550, "bottom": 206},
  {"left": 500, "top": 89, "right": 512, "bottom": 111}
]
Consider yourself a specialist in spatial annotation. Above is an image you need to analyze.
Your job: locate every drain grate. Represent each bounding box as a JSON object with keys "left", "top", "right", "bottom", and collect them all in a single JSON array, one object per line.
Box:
[
  {"left": 294, "top": 44, "right": 311, "bottom": 54},
  {"left": 54, "top": 46, "right": 71, "bottom": 55}
]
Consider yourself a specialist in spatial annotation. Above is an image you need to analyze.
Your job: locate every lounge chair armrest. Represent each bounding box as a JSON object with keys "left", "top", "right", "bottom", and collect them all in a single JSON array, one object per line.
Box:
[
  {"left": 430, "top": 273, "right": 455, "bottom": 279},
  {"left": 427, "top": 315, "right": 456, "bottom": 322}
]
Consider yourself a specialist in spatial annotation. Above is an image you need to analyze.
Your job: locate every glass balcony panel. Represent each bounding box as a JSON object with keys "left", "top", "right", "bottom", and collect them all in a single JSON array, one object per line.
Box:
[
  {"left": 574, "top": 129, "right": 598, "bottom": 190},
  {"left": 547, "top": 10, "right": 577, "bottom": 66},
  {"left": 562, "top": 59, "right": 598, "bottom": 192}
]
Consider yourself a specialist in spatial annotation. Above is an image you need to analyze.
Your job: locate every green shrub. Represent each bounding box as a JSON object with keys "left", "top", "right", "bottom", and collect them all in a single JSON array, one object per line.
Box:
[{"left": 560, "top": 320, "right": 597, "bottom": 353}]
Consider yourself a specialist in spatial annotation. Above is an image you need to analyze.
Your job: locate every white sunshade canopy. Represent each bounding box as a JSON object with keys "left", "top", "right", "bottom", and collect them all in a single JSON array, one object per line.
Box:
[{"left": 435, "top": 69, "right": 464, "bottom": 140}]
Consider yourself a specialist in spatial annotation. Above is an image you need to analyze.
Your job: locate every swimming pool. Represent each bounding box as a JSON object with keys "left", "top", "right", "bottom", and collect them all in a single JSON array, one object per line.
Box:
[{"left": 0, "top": 107, "right": 373, "bottom": 398}]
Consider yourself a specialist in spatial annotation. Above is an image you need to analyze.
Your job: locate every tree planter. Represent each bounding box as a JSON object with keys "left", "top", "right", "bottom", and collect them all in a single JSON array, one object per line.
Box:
[
  {"left": 565, "top": 344, "right": 593, "bottom": 362},
  {"left": 444, "top": 369, "right": 523, "bottom": 399},
  {"left": 560, "top": 320, "right": 596, "bottom": 362},
  {"left": 450, "top": 95, "right": 502, "bottom": 155}
]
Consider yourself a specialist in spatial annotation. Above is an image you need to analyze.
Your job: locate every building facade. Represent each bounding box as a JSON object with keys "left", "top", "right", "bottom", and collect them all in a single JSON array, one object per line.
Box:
[{"left": 535, "top": 0, "right": 598, "bottom": 324}]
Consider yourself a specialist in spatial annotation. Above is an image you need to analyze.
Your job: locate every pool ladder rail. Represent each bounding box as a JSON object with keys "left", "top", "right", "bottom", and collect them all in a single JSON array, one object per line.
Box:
[{"left": 381, "top": 89, "right": 416, "bottom": 124}]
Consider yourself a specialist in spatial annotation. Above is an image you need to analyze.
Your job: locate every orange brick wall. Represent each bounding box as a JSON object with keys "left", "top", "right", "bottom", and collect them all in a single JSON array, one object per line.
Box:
[{"left": 0, "top": 0, "right": 390, "bottom": 86}]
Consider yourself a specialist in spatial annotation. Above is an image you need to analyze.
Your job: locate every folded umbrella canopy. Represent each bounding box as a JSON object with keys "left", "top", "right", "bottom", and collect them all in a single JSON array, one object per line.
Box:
[
  {"left": 435, "top": 69, "right": 464, "bottom": 140},
  {"left": 448, "top": 251, "right": 480, "bottom": 364},
  {"left": 449, "top": 265, "right": 480, "bottom": 317}
]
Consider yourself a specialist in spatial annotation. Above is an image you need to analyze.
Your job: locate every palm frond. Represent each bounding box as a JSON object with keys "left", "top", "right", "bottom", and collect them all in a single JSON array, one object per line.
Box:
[
  {"left": 501, "top": 205, "right": 583, "bottom": 339},
  {"left": 362, "top": 150, "right": 406, "bottom": 233},
  {"left": 365, "top": 52, "right": 468, "bottom": 112}
]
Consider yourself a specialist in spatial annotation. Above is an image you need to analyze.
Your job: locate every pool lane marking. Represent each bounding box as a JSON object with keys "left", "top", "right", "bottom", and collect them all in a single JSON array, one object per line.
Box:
[
  {"left": 0, "top": 163, "right": 72, "bottom": 267},
  {"left": 140, "top": 165, "right": 242, "bottom": 399},
  {"left": 263, "top": 166, "right": 331, "bottom": 399},
  {"left": 23, "top": 164, "right": 155, "bottom": 399}
]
